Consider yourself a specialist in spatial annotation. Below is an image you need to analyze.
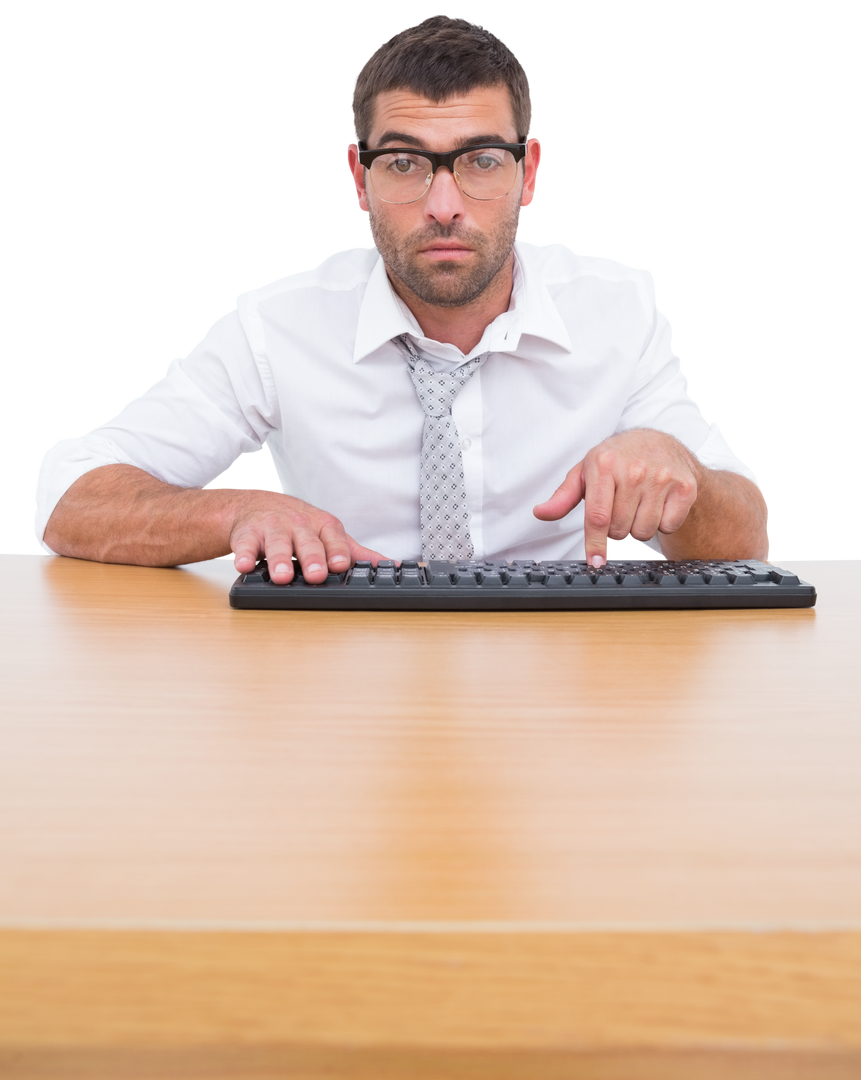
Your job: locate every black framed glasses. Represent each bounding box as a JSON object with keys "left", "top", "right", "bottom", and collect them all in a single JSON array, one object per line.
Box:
[{"left": 357, "top": 142, "right": 527, "bottom": 204}]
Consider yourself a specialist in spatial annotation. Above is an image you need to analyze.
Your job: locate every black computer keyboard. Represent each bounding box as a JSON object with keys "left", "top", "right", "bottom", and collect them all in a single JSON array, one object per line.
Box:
[{"left": 229, "top": 559, "right": 815, "bottom": 610}]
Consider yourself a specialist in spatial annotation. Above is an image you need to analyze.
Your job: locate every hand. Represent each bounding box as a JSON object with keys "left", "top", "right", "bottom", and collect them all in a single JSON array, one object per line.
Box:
[
  {"left": 533, "top": 429, "right": 701, "bottom": 567},
  {"left": 230, "top": 495, "right": 389, "bottom": 585}
]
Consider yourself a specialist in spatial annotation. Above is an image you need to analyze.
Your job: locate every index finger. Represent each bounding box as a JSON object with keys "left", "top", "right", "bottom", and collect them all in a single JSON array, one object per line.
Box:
[
  {"left": 348, "top": 540, "right": 393, "bottom": 565},
  {"left": 317, "top": 520, "right": 393, "bottom": 570},
  {"left": 583, "top": 467, "right": 616, "bottom": 568}
]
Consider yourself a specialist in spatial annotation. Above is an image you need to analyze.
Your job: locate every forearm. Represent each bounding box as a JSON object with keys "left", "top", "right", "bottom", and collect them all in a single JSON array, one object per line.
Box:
[
  {"left": 44, "top": 464, "right": 268, "bottom": 566},
  {"left": 659, "top": 468, "right": 768, "bottom": 561}
]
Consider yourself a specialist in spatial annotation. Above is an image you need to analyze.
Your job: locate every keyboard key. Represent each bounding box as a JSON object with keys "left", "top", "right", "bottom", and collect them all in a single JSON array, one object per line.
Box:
[
  {"left": 428, "top": 568, "right": 454, "bottom": 587},
  {"left": 706, "top": 573, "right": 730, "bottom": 586},
  {"left": 506, "top": 571, "right": 530, "bottom": 588}
]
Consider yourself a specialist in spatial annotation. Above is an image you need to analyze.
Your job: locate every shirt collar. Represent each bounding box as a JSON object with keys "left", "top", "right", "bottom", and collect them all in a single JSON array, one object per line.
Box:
[
  {"left": 352, "top": 243, "right": 572, "bottom": 364},
  {"left": 514, "top": 243, "right": 573, "bottom": 354},
  {"left": 353, "top": 254, "right": 414, "bottom": 364}
]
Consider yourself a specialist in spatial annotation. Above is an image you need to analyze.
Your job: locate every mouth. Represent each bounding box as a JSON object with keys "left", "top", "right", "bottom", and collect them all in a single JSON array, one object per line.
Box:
[{"left": 419, "top": 243, "right": 475, "bottom": 262}]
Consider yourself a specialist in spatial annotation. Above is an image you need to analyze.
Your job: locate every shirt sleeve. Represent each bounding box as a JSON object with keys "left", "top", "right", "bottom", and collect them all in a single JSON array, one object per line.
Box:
[
  {"left": 35, "top": 311, "right": 276, "bottom": 549},
  {"left": 613, "top": 289, "right": 760, "bottom": 557}
]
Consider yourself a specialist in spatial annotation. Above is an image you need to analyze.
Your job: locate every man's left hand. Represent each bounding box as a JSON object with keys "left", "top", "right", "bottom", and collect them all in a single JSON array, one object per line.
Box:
[{"left": 533, "top": 429, "right": 701, "bottom": 567}]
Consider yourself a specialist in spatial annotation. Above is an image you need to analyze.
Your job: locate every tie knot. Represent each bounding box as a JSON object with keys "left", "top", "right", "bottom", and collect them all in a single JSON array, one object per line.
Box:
[{"left": 399, "top": 337, "right": 487, "bottom": 419}]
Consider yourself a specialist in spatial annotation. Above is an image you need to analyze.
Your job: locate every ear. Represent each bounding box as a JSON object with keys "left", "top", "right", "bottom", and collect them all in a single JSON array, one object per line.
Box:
[
  {"left": 520, "top": 138, "right": 541, "bottom": 208},
  {"left": 348, "top": 144, "right": 370, "bottom": 212}
]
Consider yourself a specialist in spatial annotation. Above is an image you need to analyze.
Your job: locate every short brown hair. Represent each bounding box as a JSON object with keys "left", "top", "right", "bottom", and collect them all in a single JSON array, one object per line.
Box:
[{"left": 353, "top": 16, "right": 531, "bottom": 144}]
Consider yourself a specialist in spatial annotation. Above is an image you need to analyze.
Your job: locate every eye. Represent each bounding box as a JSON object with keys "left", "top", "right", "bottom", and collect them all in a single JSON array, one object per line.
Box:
[
  {"left": 377, "top": 153, "right": 426, "bottom": 176},
  {"left": 461, "top": 150, "right": 505, "bottom": 171}
]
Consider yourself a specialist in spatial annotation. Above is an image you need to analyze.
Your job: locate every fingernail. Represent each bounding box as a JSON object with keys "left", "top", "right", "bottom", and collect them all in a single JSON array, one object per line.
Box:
[
  {"left": 589, "top": 555, "right": 605, "bottom": 568},
  {"left": 274, "top": 563, "right": 290, "bottom": 574},
  {"left": 330, "top": 555, "right": 348, "bottom": 566},
  {"left": 307, "top": 563, "right": 323, "bottom": 574}
]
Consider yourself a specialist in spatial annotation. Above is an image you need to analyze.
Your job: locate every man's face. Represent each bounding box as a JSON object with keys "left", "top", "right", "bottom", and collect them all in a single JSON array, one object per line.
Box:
[{"left": 348, "top": 86, "right": 540, "bottom": 309}]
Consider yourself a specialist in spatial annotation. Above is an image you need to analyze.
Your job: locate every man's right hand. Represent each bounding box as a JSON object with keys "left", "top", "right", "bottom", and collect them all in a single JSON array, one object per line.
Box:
[
  {"left": 43, "top": 464, "right": 390, "bottom": 577},
  {"left": 230, "top": 498, "right": 389, "bottom": 584}
]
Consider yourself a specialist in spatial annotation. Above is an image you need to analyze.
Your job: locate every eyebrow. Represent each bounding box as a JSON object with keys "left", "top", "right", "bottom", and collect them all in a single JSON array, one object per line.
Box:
[{"left": 374, "top": 131, "right": 514, "bottom": 150}]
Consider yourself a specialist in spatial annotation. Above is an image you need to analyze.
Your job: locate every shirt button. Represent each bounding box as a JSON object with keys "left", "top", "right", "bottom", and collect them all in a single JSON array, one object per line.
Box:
[{"left": 461, "top": 438, "right": 471, "bottom": 450}]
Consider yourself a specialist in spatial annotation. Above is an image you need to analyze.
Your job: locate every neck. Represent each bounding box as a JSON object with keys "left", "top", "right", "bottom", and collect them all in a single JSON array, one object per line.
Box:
[{"left": 387, "top": 254, "right": 515, "bottom": 354}]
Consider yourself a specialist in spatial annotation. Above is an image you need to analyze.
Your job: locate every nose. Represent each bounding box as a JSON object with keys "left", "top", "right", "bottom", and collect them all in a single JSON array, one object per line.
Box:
[{"left": 422, "top": 166, "right": 466, "bottom": 225}]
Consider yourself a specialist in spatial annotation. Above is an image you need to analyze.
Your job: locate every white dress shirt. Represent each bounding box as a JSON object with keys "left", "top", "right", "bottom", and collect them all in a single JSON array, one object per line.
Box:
[{"left": 37, "top": 243, "right": 755, "bottom": 561}]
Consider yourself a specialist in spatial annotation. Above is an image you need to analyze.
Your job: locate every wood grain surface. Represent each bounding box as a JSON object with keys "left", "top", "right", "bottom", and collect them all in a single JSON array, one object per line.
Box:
[{"left": 1, "top": 555, "right": 859, "bottom": 1078}]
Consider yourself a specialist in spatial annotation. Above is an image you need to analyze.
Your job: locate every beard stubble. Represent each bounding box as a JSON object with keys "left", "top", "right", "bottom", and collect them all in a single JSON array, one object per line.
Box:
[{"left": 368, "top": 199, "right": 522, "bottom": 309}]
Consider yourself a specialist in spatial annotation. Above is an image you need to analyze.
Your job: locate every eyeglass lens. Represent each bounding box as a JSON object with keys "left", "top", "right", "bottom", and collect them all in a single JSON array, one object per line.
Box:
[{"left": 368, "top": 148, "right": 519, "bottom": 204}]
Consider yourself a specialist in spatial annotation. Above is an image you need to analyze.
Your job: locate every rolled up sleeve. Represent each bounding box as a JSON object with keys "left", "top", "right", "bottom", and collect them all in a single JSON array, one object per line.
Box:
[
  {"left": 36, "top": 312, "right": 275, "bottom": 547},
  {"left": 618, "top": 294, "right": 757, "bottom": 486}
]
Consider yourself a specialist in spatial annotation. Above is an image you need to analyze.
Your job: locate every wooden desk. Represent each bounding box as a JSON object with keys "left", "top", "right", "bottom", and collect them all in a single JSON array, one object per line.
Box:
[{"left": 1, "top": 554, "right": 859, "bottom": 1079}]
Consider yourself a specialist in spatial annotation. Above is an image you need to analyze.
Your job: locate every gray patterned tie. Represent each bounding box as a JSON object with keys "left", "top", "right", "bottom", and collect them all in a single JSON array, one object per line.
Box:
[{"left": 398, "top": 334, "right": 487, "bottom": 561}]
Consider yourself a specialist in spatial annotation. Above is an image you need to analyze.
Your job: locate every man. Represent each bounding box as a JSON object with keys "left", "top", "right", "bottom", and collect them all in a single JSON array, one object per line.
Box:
[{"left": 39, "top": 16, "right": 767, "bottom": 583}]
